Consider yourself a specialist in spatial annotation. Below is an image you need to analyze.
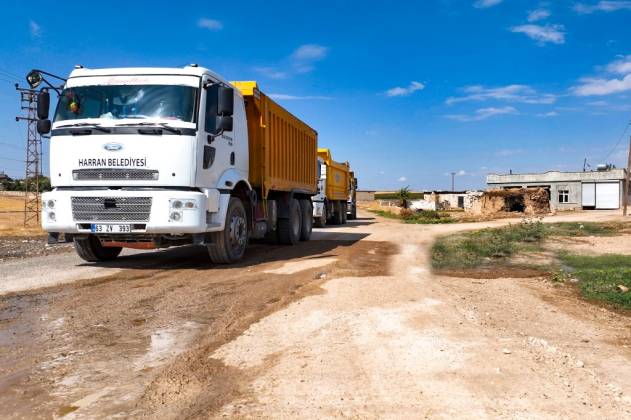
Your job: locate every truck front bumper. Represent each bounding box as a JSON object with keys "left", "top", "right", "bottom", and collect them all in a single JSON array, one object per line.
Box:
[
  {"left": 41, "top": 188, "right": 228, "bottom": 234},
  {"left": 312, "top": 201, "right": 325, "bottom": 218}
]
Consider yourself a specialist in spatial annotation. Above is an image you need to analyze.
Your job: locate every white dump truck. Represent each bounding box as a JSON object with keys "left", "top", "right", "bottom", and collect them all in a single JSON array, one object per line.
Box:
[{"left": 31, "top": 66, "right": 318, "bottom": 263}]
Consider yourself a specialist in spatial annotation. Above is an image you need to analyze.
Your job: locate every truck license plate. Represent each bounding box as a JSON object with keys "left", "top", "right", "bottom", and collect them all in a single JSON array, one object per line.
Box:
[{"left": 90, "top": 224, "right": 131, "bottom": 233}]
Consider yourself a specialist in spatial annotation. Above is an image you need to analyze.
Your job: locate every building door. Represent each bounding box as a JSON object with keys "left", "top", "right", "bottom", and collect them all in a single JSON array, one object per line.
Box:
[
  {"left": 582, "top": 183, "right": 596, "bottom": 208},
  {"left": 595, "top": 182, "right": 620, "bottom": 209}
]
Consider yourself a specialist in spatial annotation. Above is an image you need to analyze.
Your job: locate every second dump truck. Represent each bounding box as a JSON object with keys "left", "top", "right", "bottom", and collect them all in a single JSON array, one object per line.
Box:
[
  {"left": 312, "top": 148, "right": 352, "bottom": 227},
  {"left": 34, "top": 65, "right": 317, "bottom": 264}
]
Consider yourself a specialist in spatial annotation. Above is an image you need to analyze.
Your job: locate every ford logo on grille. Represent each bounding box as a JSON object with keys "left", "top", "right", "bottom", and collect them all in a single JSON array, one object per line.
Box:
[{"left": 103, "top": 142, "right": 123, "bottom": 151}]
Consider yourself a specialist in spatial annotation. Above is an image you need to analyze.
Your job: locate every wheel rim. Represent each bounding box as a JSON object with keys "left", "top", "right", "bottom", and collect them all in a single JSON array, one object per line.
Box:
[{"left": 228, "top": 212, "right": 247, "bottom": 254}]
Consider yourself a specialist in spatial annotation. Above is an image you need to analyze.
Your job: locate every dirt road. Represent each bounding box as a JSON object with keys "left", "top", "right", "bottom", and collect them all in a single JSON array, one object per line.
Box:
[{"left": 1, "top": 210, "right": 631, "bottom": 418}]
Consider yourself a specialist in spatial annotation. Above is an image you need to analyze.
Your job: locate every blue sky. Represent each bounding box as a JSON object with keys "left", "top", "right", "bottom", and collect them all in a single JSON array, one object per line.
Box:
[{"left": 1, "top": 0, "right": 631, "bottom": 190}]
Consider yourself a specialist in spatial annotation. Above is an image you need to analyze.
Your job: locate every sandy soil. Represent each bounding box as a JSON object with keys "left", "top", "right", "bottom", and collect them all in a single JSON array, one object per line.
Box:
[
  {"left": 546, "top": 234, "right": 631, "bottom": 256},
  {"left": 1, "top": 209, "right": 630, "bottom": 418},
  {"left": 0, "top": 193, "right": 44, "bottom": 236}
]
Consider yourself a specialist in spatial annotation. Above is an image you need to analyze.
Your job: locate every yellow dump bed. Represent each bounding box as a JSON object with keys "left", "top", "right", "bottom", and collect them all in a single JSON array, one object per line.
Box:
[
  {"left": 232, "top": 81, "right": 318, "bottom": 198},
  {"left": 317, "top": 148, "right": 351, "bottom": 201}
]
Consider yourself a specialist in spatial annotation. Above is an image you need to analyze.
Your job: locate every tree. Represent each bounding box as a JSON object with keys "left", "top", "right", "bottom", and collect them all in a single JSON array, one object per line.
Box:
[{"left": 396, "top": 186, "right": 411, "bottom": 209}]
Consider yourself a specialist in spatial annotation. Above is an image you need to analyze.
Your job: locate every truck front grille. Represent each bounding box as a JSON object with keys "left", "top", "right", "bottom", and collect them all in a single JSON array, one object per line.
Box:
[
  {"left": 72, "top": 169, "right": 159, "bottom": 181},
  {"left": 71, "top": 197, "right": 152, "bottom": 222}
]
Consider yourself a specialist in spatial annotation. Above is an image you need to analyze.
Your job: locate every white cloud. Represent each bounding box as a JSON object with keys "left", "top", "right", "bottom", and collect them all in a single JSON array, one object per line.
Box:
[
  {"left": 574, "top": 1, "right": 631, "bottom": 14},
  {"left": 573, "top": 74, "right": 631, "bottom": 96},
  {"left": 457, "top": 170, "right": 467, "bottom": 176},
  {"left": 197, "top": 18, "right": 223, "bottom": 31},
  {"left": 474, "top": 0, "right": 503, "bottom": 8},
  {"left": 537, "top": 111, "right": 559, "bottom": 117},
  {"left": 527, "top": 8, "right": 551, "bottom": 22},
  {"left": 446, "top": 106, "right": 517, "bottom": 122},
  {"left": 253, "top": 67, "right": 288, "bottom": 80},
  {"left": 290, "top": 44, "right": 328, "bottom": 74},
  {"left": 606, "top": 55, "right": 631, "bottom": 74},
  {"left": 510, "top": 24, "right": 565, "bottom": 45},
  {"left": 397, "top": 176, "right": 408, "bottom": 182},
  {"left": 29, "top": 20, "right": 41, "bottom": 38},
  {"left": 495, "top": 148, "right": 524, "bottom": 157},
  {"left": 385, "top": 81, "right": 425, "bottom": 97},
  {"left": 268, "top": 93, "right": 331, "bottom": 100},
  {"left": 291, "top": 44, "right": 328, "bottom": 61},
  {"left": 572, "top": 54, "right": 631, "bottom": 96},
  {"left": 446, "top": 84, "right": 556, "bottom": 105},
  {"left": 254, "top": 44, "right": 328, "bottom": 79}
]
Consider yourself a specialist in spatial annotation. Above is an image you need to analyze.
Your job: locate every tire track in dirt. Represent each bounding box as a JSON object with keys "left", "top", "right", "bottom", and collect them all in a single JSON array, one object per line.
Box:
[{"left": 0, "top": 238, "right": 395, "bottom": 419}]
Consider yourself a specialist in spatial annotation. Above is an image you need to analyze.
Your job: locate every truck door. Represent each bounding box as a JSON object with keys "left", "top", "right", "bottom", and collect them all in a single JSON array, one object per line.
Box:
[{"left": 196, "top": 75, "right": 235, "bottom": 189}]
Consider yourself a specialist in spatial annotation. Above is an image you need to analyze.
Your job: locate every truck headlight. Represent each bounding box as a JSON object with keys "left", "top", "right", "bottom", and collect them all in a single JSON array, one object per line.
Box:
[
  {"left": 170, "top": 199, "right": 197, "bottom": 210},
  {"left": 43, "top": 199, "right": 56, "bottom": 209},
  {"left": 48, "top": 211, "right": 56, "bottom": 221},
  {"left": 170, "top": 211, "right": 182, "bottom": 222}
]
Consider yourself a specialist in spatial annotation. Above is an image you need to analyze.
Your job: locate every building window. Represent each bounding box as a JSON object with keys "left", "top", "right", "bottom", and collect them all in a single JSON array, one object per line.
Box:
[{"left": 558, "top": 189, "right": 570, "bottom": 203}]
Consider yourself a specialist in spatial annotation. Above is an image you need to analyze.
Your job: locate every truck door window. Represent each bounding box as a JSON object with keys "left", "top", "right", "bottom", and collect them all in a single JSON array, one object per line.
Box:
[{"left": 204, "top": 90, "right": 217, "bottom": 133}]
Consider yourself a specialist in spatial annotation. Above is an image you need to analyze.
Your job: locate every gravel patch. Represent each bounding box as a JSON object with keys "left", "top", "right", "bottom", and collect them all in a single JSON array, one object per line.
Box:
[{"left": 0, "top": 236, "right": 73, "bottom": 261}]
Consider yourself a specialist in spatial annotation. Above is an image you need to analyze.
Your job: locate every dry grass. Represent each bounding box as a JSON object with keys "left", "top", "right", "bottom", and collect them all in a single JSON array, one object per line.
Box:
[{"left": 0, "top": 193, "right": 45, "bottom": 237}]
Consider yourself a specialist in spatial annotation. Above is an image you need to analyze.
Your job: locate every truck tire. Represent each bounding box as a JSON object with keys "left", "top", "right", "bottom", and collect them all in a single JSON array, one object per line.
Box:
[
  {"left": 74, "top": 235, "right": 122, "bottom": 262},
  {"left": 341, "top": 202, "right": 348, "bottom": 224},
  {"left": 299, "top": 199, "right": 312, "bottom": 241},
  {"left": 314, "top": 205, "right": 327, "bottom": 228},
  {"left": 278, "top": 198, "right": 302, "bottom": 245},
  {"left": 332, "top": 201, "right": 343, "bottom": 225},
  {"left": 207, "top": 197, "right": 248, "bottom": 264},
  {"left": 348, "top": 204, "right": 357, "bottom": 220}
]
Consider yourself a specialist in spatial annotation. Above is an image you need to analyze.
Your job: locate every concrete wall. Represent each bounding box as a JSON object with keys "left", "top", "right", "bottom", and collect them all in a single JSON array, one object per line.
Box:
[
  {"left": 550, "top": 182, "right": 582, "bottom": 211},
  {"left": 357, "top": 191, "right": 375, "bottom": 202},
  {"left": 435, "top": 193, "right": 466, "bottom": 209},
  {"left": 487, "top": 169, "right": 626, "bottom": 184}
]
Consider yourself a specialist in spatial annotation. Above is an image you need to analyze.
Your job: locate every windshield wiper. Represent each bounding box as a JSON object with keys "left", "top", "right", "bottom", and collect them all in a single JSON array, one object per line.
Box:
[
  {"left": 115, "top": 122, "right": 182, "bottom": 134},
  {"left": 57, "top": 122, "right": 111, "bottom": 133}
]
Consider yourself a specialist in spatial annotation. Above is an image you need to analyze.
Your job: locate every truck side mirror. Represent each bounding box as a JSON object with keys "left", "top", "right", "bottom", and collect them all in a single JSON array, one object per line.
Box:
[
  {"left": 37, "top": 89, "right": 50, "bottom": 120},
  {"left": 37, "top": 119, "right": 51, "bottom": 134},
  {"left": 205, "top": 84, "right": 234, "bottom": 135},
  {"left": 217, "top": 86, "right": 234, "bottom": 116},
  {"left": 217, "top": 115, "right": 233, "bottom": 132}
]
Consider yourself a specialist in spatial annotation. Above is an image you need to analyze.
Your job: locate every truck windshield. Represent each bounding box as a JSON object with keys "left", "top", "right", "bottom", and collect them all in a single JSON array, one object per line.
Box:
[{"left": 54, "top": 85, "right": 197, "bottom": 123}]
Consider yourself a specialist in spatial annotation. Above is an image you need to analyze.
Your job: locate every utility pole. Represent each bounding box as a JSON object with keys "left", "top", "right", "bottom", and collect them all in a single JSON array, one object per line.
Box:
[
  {"left": 15, "top": 84, "right": 42, "bottom": 226},
  {"left": 624, "top": 136, "right": 631, "bottom": 216},
  {"left": 450, "top": 172, "right": 456, "bottom": 192}
]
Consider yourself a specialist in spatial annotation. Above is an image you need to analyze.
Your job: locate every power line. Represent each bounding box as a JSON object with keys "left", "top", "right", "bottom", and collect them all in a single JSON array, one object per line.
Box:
[
  {"left": 0, "top": 67, "right": 22, "bottom": 81},
  {"left": 601, "top": 117, "right": 631, "bottom": 163}
]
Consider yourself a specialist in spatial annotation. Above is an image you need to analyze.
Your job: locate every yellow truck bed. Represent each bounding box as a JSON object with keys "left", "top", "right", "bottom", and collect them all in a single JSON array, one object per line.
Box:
[
  {"left": 232, "top": 81, "right": 318, "bottom": 198},
  {"left": 317, "top": 148, "right": 350, "bottom": 202}
]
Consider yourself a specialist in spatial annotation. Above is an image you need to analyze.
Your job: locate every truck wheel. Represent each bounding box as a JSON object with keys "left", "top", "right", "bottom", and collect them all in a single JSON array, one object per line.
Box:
[
  {"left": 341, "top": 202, "right": 348, "bottom": 224},
  {"left": 208, "top": 197, "right": 248, "bottom": 264},
  {"left": 314, "top": 206, "right": 327, "bottom": 228},
  {"left": 278, "top": 198, "right": 302, "bottom": 245},
  {"left": 299, "top": 199, "right": 312, "bottom": 241},
  {"left": 74, "top": 235, "right": 122, "bottom": 262},
  {"left": 332, "top": 201, "right": 343, "bottom": 225}
]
